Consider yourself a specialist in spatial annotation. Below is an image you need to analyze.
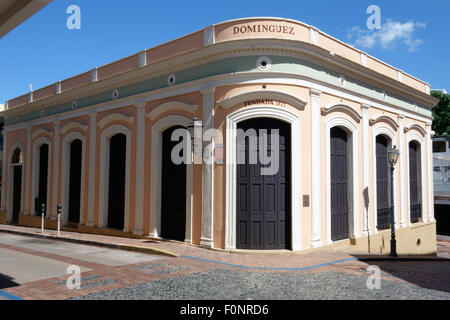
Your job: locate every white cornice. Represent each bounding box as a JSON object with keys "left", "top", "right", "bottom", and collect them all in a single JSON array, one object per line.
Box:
[
  {"left": 31, "top": 128, "right": 53, "bottom": 140},
  {"left": 217, "top": 90, "right": 307, "bottom": 110},
  {"left": 370, "top": 115, "right": 400, "bottom": 130},
  {"left": 147, "top": 101, "right": 198, "bottom": 120},
  {"left": 60, "top": 122, "right": 89, "bottom": 135},
  {"left": 404, "top": 123, "right": 427, "bottom": 137},
  {"left": 97, "top": 113, "right": 135, "bottom": 129},
  {"left": 321, "top": 104, "right": 362, "bottom": 123}
]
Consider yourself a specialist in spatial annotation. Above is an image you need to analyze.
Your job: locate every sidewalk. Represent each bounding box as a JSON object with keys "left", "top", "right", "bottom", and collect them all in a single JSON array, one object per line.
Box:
[{"left": 0, "top": 224, "right": 448, "bottom": 269}]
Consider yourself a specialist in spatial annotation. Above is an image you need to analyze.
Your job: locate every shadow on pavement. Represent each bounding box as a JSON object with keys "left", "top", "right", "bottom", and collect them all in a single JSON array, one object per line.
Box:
[
  {"left": 351, "top": 254, "right": 450, "bottom": 293},
  {"left": 0, "top": 273, "right": 20, "bottom": 290}
]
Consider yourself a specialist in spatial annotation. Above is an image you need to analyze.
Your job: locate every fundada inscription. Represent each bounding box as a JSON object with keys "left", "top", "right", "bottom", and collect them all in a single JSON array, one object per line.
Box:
[
  {"left": 243, "top": 99, "right": 286, "bottom": 108},
  {"left": 233, "top": 24, "right": 295, "bottom": 35}
]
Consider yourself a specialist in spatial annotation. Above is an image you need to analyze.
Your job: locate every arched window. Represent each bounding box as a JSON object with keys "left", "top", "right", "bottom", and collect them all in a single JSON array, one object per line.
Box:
[{"left": 11, "top": 148, "right": 24, "bottom": 164}]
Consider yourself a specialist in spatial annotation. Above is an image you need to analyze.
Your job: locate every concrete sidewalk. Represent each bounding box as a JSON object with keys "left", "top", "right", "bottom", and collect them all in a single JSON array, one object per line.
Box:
[{"left": 0, "top": 224, "right": 448, "bottom": 269}]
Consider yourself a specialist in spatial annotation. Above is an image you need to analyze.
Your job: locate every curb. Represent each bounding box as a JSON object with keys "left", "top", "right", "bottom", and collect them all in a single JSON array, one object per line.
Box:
[
  {"left": 0, "top": 228, "right": 179, "bottom": 258},
  {"left": 356, "top": 257, "right": 450, "bottom": 262}
]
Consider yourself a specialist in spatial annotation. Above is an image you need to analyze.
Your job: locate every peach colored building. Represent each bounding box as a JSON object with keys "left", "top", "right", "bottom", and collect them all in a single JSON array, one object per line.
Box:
[{"left": 0, "top": 18, "right": 439, "bottom": 254}]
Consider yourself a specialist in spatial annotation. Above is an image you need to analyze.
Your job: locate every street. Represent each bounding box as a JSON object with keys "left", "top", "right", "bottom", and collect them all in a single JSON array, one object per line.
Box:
[{"left": 0, "top": 232, "right": 449, "bottom": 300}]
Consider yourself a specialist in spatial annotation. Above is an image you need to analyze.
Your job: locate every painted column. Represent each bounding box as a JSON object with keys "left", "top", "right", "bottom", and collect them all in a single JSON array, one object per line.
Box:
[
  {"left": 24, "top": 125, "right": 31, "bottom": 215},
  {"left": 426, "top": 123, "right": 434, "bottom": 222},
  {"left": 51, "top": 119, "right": 60, "bottom": 219},
  {"left": 397, "top": 114, "right": 407, "bottom": 228},
  {"left": 134, "top": 102, "right": 146, "bottom": 235},
  {"left": 86, "top": 112, "right": 97, "bottom": 226},
  {"left": 361, "top": 104, "right": 370, "bottom": 236},
  {"left": 1, "top": 130, "right": 7, "bottom": 212},
  {"left": 200, "top": 87, "right": 215, "bottom": 248},
  {"left": 310, "top": 89, "right": 322, "bottom": 247}
]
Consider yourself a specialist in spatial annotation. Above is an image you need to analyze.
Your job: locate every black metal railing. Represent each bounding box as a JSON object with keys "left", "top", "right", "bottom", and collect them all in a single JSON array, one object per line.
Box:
[
  {"left": 377, "top": 208, "right": 391, "bottom": 230},
  {"left": 410, "top": 203, "right": 422, "bottom": 224}
]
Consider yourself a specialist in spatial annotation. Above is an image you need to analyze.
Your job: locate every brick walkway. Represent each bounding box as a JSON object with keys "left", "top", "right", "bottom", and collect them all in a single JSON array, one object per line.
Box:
[{"left": 0, "top": 224, "right": 449, "bottom": 300}]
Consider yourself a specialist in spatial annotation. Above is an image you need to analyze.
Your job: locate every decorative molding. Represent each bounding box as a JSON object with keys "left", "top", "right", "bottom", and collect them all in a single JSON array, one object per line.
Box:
[
  {"left": 370, "top": 115, "right": 400, "bottom": 130},
  {"left": 309, "top": 28, "right": 319, "bottom": 45},
  {"left": 60, "top": 122, "right": 88, "bottom": 135},
  {"left": 204, "top": 26, "right": 215, "bottom": 47},
  {"left": 321, "top": 104, "right": 362, "bottom": 123},
  {"left": 138, "top": 50, "right": 147, "bottom": 67},
  {"left": 360, "top": 53, "right": 367, "bottom": 67},
  {"left": 97, "top": 113, "right": 135, "bottom": 129},
  {"left": 217, "top": 90, "right": 307, "bottom": 110},
  {"left": 31, "top": 128, "right": 53, "bottom": 140},
  {"left": 404, "top": 123, "right": 427, "bottom": 137},
  {"left": 147, "top": 101, "right": 198, "bottom": 120}
]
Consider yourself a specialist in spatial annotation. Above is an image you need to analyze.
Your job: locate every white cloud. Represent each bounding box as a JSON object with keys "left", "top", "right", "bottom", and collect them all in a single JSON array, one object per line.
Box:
[{"left": 348, "top": 20, "right": 426, "bottom": 52}]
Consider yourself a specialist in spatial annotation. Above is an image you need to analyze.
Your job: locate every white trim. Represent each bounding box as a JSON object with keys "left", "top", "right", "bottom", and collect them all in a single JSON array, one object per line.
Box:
[
  {"left": 31, "top": 128, "right": 53, "bottom": 140},
  {"left": 97, "top": 113, "right": 135, "bottom": 129},
  {"left": 61, "top": 132, "right": 86, "bottom": 226},
  {"left": 398, "top": 115, "right": 407, "bottom": 228},
  {"left": 4, "top": 73, "right": 433, "bottom": 135},
  {"left": 31, "top": 137, "right": 52, "bottom": 217},
  {"left": 134, "top": 103, "right": 146, "bottom": 235},
  {"left": 24, "top": 126, "right": 31, "bottom": 215},
  {"left": 86, "top": 112, "right": 97, "bottom": 226},
  {"left": 322, "top": 104, "right": 362, "bottom": 123},
  {"left": 325, "top": 117, "right": 360, "bottom": 245},
  {"left": 404, "top": 124, "right": 427, "bottom": 136},
  {"left": 149, "top": 115, "right": 193, "bottom": 242},
  {"left": 361, "top": 104, "right": 370, "bottom": 235},
  {"left": 406, "top": 133, "right": 426, "bottom": 225},
  {"left": 426, "top": 124, "right": 434, "bottom": 222},
  {"left": 225, "top": 105, "right": 302, "bottom": 251},
  {"left": 6, "top": 142, "right": 25, "bottom": 223},
  {"left": 0, "top": 131, "right": 7, "bottom": 211},
  {"left": 147, "top": 101, "right": 198, "bottom": 121},
  {"left": 98, "top": 125, "right": 131, "bottom": 232},
  {"left": 370, "top": 115, "right": 400, "bottom": 129},
  {"left": 310, "top": 89, "right": 322, "bottom": 247},
  {"left": 60, "top": 122, "right": 88, "bottom": 135},
  {"left": 51, "top": 120, "right": 60, "bottom": 219},
  {"left": 372, "top": 126, "right": 397, "bottom": 232}
]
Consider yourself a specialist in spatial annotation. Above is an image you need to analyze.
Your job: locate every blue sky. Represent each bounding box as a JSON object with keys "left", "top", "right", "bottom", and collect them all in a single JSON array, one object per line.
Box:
[{"left": 1, "top": 0, "right": 449, "bottom": 104}]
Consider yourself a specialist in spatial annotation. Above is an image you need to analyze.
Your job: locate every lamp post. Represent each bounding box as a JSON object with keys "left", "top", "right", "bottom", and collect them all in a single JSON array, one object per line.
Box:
[{"left": 388, "top": 145, "right": 401, "bottom": 257}]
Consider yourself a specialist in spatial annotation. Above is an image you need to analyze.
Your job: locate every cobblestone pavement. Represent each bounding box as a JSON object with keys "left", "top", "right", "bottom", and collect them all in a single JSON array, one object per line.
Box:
[{"left": 0, "top": 228, "right": 449, "bottom": 300}]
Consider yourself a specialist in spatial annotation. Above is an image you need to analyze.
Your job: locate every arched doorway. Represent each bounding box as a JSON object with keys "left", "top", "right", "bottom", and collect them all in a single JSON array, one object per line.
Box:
[
  {"left": 330, "top": 127, "right": 349, "bottom": 241},
  {"left": 236, "top": 118, "right": 291, "bottom": 250},
  {"left": 107, "top": 133, "right": 126, "bottom": 230},
  {"left": 36, "top": 144, "right": 49, "bottom": 216},
  {"left": 376, "top": 135, "right": 391, "bottom": 230},
  {"left": 160, "top": 126, "right": 187, "bottom": 241},
  {"left": 409, "top": 141, "right": 422, "bottom": 223},
  {"left": 68, "top": 139, "right": 83, "bottom": 224},
  {"left": 11, "top": 148, "right": 23, "bottom": 223}
]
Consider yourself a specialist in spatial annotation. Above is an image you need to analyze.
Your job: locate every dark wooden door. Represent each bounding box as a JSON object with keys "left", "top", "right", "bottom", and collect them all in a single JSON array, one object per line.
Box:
[
  {"left": 409, "top": 141, "right": 422, "bottom": 223},
  {"left": 376, "top": 135, "right": 390, "bottom": 230},
  {"left": 68, "top": 140, "right": 83, "bottom": 224},
  {"left": 236, "top": 118, "right": 291, "bottom": 250},
  {"left": 107, "top": 134, "right": 126, "bottom": 230},
  {"left": 330, "top": 127, "right": 349, "bottom": 241},
  {"left": 161, "top": 126, "right": 187, "bottom": 241},
  {"left": 37, "top": 144, "right": 49, "bottom": 216},
  {"left": 12, "top": 166, "right": 22, "bottom": 223}
]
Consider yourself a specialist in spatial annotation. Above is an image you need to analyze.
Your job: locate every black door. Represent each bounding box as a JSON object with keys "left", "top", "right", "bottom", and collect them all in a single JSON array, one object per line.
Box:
[
  {"left": 107, "top": 134, "right": 126, "bottom": 230},
  {"left": 376, "top": 135, "right": 390, "bottom": 230},
  {"left": 161, "top": 126, "right": 187, "bottom": 241},
  {"left": 12, "top": 166, "right": 22, "bottom": 223},
  {"left": 236, "top": 118, "right": 291, "bottom": 250},
  {"left": 68, "top": 140, "right": 83, "bottom": 224},
  {"left": 330, "top": 127, "right": 349, "bottom": 241},
  {"left": 37, "top": 144, "right": 49, "bottom": 216},
  {"left": 409, "top": 141, "right": 422, "bottom": 223}
]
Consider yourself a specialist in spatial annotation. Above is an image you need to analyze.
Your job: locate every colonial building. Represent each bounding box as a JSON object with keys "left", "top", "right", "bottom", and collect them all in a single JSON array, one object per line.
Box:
[{"left": 0, "top": 18, "right": 438, "bottom": 254}]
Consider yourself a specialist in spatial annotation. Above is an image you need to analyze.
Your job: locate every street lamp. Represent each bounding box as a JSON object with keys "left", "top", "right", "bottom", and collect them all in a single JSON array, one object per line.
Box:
[{"left": 388, "top": 145, "right": 401, "bottom": 257}]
